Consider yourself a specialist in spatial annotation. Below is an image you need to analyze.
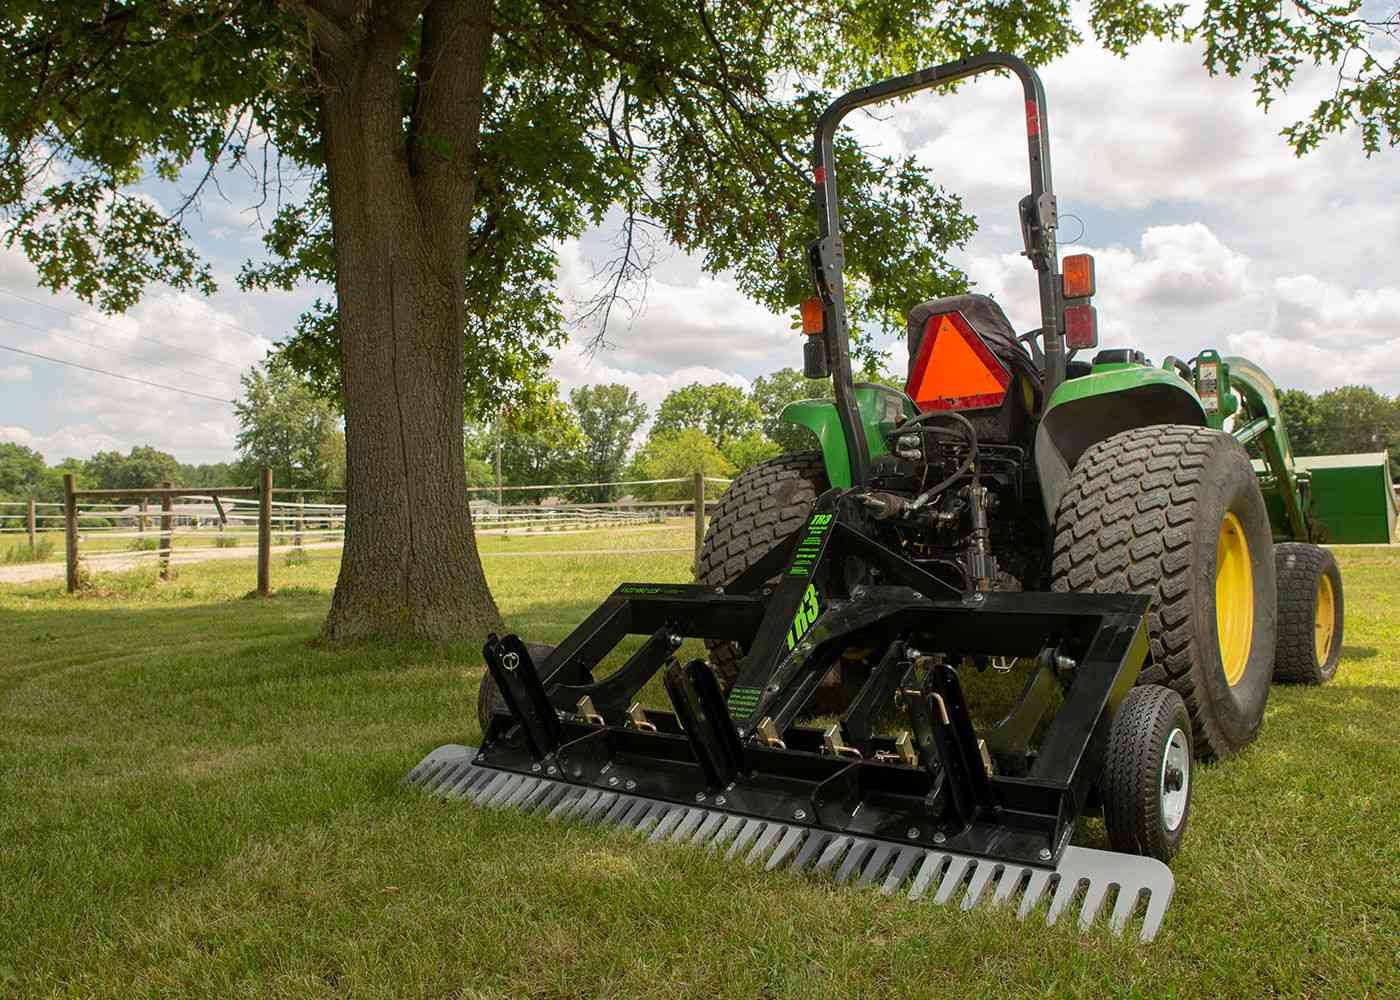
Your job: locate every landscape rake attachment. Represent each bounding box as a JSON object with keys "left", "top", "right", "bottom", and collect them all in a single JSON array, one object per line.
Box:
[{"left": 409, "top": 493, "right": 1175, "bottom": 941}]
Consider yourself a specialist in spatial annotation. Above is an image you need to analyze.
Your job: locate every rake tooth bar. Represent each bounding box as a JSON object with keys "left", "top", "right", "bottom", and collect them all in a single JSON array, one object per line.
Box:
[{"left": 406, "top": 745, "right": 1175, "bottom": 942}]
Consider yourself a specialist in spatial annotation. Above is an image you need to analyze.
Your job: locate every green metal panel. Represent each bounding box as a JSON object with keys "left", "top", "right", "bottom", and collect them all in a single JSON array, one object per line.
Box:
[
  {"left": 1302, "top": 454, "right": 1396, "bottom": 543},
  {"left": 781, "top": 384, "right": 917, "bottom": 489}
]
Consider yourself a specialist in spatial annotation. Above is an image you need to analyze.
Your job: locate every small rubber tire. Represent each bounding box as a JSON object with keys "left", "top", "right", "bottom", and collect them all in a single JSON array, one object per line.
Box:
[
  {"left": 696, "top": 452, "right": 828, "bottom": 688},
  {"left": 477, "top": 642, "right": 557, "bottom": 734},
  {"left": 1101, "top": 684, "right": 1193, "bottom": 863},
  {"left": 1273, "top": 543, "right": 1344, "bottom": 684},
  {"left": 1052, "top": 425, "right": 1277, "bottom": 761}
]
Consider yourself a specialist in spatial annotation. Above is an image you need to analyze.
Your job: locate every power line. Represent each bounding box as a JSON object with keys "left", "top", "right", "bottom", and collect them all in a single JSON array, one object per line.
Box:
[
  {"left": 0, "top": 342, "right": 235, "bottom": 404},
  {"left": 0, "top": 313, "right": 240, "bottom": 389},
  {"left": 0, "top": 287, "right": 261, "bottom": 372}
]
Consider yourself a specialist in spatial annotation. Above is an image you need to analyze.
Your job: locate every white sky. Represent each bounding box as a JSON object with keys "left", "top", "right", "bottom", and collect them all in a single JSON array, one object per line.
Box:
[{"left": 2, "top": 18, "right": 1397, "bottom": 465}]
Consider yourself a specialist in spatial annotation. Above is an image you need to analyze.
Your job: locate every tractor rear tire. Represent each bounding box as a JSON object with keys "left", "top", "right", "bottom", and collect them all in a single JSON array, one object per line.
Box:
[
  {"left": 477, "top": 642, "right": 557, "bottom": 734},
  {"left": 1101, "top": 684, "right": 1193, "bottom": 863},
  {"left": 696, "top": 451, "right": 828, "bottom": 689},
  {"left": 1273, "top": 542, "right": 1344, "bottom": 684},
  {"left": 1051, "top": 425, "right": 1277, "bottom": 761}
]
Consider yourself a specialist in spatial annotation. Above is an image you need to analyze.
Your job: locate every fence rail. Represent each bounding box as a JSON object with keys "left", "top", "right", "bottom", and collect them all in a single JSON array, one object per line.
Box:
[{"left": 5, "top": 471, "right": 730, "bottom": 588}]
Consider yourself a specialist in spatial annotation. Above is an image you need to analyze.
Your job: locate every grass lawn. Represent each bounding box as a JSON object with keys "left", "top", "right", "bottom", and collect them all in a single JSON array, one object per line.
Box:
[{"left": 1, "top": 534, "right": 1397, "bottom": 998}]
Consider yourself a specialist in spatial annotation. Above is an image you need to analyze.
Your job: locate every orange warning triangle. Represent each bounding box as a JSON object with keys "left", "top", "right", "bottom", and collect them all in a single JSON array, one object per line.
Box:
[{"left": 912, "top": 316, "right": 1007, "bottom": 402}]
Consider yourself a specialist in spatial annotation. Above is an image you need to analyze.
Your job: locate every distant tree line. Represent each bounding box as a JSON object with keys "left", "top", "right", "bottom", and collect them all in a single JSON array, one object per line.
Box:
[{"left": 1278, "top": 386, "right": 1400, "bottom": 477}]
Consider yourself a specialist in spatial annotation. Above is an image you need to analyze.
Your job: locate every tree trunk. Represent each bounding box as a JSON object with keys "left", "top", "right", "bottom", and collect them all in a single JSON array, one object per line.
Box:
[{"left": 313, "top": 1, "right": 500, "bottom": 641}]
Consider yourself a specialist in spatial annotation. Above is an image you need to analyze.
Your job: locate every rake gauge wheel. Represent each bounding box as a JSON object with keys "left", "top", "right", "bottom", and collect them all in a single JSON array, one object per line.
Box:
[
  {"left": 1052, "top": 425, "right": 1278, "bottom": 761},
  {"left": 696, "top": 451, "right": 828, "bottom": 690},
  {"left": 1273, "top": 542, "right": 1344, "bottom": 684},
  {"left": 1101, "top": 684, "right": 1193, "bottom": 862}
]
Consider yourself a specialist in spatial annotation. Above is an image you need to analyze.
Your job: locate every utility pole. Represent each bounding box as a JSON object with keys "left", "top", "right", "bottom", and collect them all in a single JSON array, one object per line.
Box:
[{"left": 495, "top": 404, "right": 504, "bottom": 510}]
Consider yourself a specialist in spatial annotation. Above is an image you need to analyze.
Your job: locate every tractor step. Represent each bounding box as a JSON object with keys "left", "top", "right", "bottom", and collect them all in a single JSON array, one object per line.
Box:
[{"left": 406, "top": 744, "right": 1174, "bottom": 942}]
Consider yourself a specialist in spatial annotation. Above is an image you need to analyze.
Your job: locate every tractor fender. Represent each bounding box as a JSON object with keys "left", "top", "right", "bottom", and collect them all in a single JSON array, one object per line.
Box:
[
  {"left": 1035, "top": 365, "right": 1207, "bottom": 518},
  {"left": 781, "top": 384, "right": 916, "bottom": 489}
]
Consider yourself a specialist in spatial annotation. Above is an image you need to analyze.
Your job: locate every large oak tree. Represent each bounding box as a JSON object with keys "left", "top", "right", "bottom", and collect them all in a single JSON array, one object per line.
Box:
[{"left": 1, "top": 1, "right": 1391, "bottom": 640}]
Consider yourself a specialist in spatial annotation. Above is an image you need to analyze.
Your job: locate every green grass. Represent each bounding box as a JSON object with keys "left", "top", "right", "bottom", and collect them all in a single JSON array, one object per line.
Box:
[{"left": 1, "top": 540, "right": 1397, "bottom": 998}]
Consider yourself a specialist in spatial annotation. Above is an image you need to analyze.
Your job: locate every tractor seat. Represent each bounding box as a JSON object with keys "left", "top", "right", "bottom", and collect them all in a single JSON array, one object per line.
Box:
[{"left": 905, "top": 293, "right": 1042, "bottom": 392}]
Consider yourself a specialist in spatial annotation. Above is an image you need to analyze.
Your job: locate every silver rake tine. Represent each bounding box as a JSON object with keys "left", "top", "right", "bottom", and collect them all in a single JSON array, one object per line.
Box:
[
  {"left": 670, "top": 809, "right": 707, "bottom": 844},
  {"left": 791, "top": 831, "right": 832, "bottom": 873},
  {"left": 766, "top": 827, "right": 806, "bottom": 871},
  {"left": 470, "top": 772, "right": 513, "bottom": 805},
  {"left": 582, "top": 791, "right": 619, "bottom": 823},
  {"left": 745, "top": 824, "right": 786, "bottom": 866},
  {"left": 880, "top": 846, "right": 924, "bottom": 895},
  {"left": 855, "top": 844, "right": 895, "bottom": 888},
  {"left": 907, "top": 852, "right": 948, "bottom": 901},
  {"left": 725, "top": 819, "right": 765, "bottom": 861},
  {"left": 648, "top": 807, "right": 687, "bottom": 842},
  {"left": 709, "top": 815, "right": 746, "bottom": 851},
  {"left": 1077, "top": 879, "right": 1111, "bottom": 931},
  {"left": 1139, "top": 886, "right": 1172, "bottom": 943},
  {"left": 933, "top": 856, "right": 974, "bottom": 905},
  {"left": 689, "top": 811, "right": 728, "bottom": 846},
  {"left": 835, "top": 840, "right": 875, "bottom": 884},
  {"left": 1109, "top": 886, "right": 1144, "bottom": 936},
  {"left": 961, "top": 861, "right": 999, "bottom": 910},
  {"left": 1045, "top": 874, "right": 1085, "bottom": 927},
  {"left": 992, "top": 864, "right": 1031, "bottom": 906},
  {"left": 1017, "top": 869, "right": 1055, "bottom": 920}
]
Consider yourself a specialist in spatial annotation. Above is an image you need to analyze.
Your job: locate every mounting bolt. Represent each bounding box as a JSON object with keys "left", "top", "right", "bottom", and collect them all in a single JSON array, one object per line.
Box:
[
  {"left": 767, "top": 683, "right": 780, "bottom": 693},
  {"left": 625, "top": 779, "right": 637, "bottom": 790},
  {"left": 932, "top": 832, "right": 946, "bottom": 845},
  {"left": 695, "top": 792, "right": 707, "bottom": 803},
  {"left": 907, "top": 827, "right": 921, "bottom": 840},
  {"left": 715, "top": 796, "right": 727, "bottom": 806},
  {"left": 531, "top": 763, "right": 541, "bottom": 773},
  {"left": 1039, "top": 848, "right": 1053, "bottom": 861},
  {"left": 546, "top": 765, "right": 558, "bottom": 775},
  {"left": 608, "top": 776, "right": 619, "bottom": 787},
  {"left": 571, "top": 767, "right": 583, "bottom": 778},
  {"left": 794, "top": 809, "right": 808, "bottom": 821}
]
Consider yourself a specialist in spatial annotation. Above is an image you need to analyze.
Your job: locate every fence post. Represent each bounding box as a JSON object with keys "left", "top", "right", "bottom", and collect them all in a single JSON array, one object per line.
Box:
[
  {"left": 294, "top": 493, "right": 304, "bottom": 549},
  {"left": 26, "top": 496, "right": 36, "bottom": 552},
  {"left": 138, "top": 497, "right": 147, "bottom": 534},
  {"left": 256, "top": 468, "right": 272, "bottom": 596},
  {"left": 693, "top": 472, "right": 705, "bottom": 575},
  {"left": 63, "top": 474, "right": 78, "bottom": 593},
  {"left": 159, "top": 481, "right": 174, "bottom": 580}
]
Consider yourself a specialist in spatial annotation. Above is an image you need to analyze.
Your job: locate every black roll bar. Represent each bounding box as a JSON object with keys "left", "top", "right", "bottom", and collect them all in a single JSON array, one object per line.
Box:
[{"left": 810, "top": 52, "right": 1064, "bottom": 486}]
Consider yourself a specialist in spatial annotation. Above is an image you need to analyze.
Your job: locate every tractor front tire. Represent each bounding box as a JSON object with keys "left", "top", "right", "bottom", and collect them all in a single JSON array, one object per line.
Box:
[
  {"left": 697, "top": 451, "right": 828, "bottom": 689},
  {"left": 1052, "top": 425, "right": 1277, "bottom": 761},
  {"left": 1273, "top": 542, "right": 1344, "bottom": 684}
]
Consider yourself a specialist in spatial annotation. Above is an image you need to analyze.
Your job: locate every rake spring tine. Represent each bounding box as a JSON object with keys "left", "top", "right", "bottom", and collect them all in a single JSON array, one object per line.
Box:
[
  {"left": 961, "top": 861, "right": 999, "bottom": 911},
  {"left": 617, "top": 799, "right": 654, "bottom": 831},
  {"left": 1017, "top": 869, "right": 1054, "bottom": 920},
  {"left": 565, "top": 790, "right": 604, "bottom": 821},
  {"left": 835, "top": 840, "right": 874, "bottom": 884},
  {"left": 1077, "top": 880, "right": 1110, "bottom": 931},
  {"left": 726, "top": 820, "right": 766, "bottom": 861},
  {"left": 1140, "top": 885, "right": 1171, "bottom": 943},
  {"left": 648, "top": 807, "right": 687, "bottom": 842},
  {"left": 441, "top": 767, "right": 482, "bottom": 799},
  {"left": 670, "top": 809, "right": 707, "bottom": 843},
  {"left": 881, "top": 847, "right": 924, "bottom": 896},
  {"left": 812, "top": 836, "right": 852, "bottom": 876},
  {"left": 766, "top": 828, "right": 805, "bottom": 871},
  {"left": 934, "top": 856, "right": 974, "bottom": 905},
  {"left": 1110, "top": 885, "right": 1143, "bottom": 935},
  {"left": 908, "top": 852, "right": 947, "bottom": 901},
  {"left": 515, "top": 778, "right": 559, "bottom": 811},
  {"left": 690, "top": 811, "right": 727, "bottom": 846},
  {"left": 424, "top": 762, "right": 459, "bottom": 793},
  {"left": 709, "top": 815, "right": 746, "bottom": 851},
  {"left": 855, "top": 844, "right": 895, "bottom": 888},
  {"left": 745, "top": 824, "right": 786, "bottom": 866},
  {"left": 499, "top": 776, "right": 542, "bottom": 809}
]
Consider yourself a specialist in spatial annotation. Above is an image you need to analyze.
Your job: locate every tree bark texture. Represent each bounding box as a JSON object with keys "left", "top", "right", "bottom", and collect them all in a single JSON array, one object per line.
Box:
[{"left": 308, "top": 0, "right": 501, "bottom": 640}]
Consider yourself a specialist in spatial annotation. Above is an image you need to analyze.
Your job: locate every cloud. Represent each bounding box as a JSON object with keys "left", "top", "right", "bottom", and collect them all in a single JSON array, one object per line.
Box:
[{"left": 0, "top": 364, "right": 32, "bottom": 382}]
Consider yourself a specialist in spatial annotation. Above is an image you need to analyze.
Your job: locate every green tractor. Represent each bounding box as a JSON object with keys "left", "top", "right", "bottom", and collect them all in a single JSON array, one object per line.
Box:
[{"left": 410, "top": 53, "right": 1378, "bottom": 942}]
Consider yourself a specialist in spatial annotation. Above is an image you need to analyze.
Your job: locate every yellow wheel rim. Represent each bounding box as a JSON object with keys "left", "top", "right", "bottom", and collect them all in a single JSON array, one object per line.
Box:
[
  {"left": 1315, "top": 573, "right": 1336, "bottom": 664},
  {"left": 1215, "top": 511, "right": 1254, "bottom": 686}
]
